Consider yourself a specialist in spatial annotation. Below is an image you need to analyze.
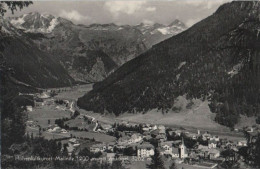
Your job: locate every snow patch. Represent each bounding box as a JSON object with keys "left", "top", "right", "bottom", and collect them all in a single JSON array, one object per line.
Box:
[
  {"left": 176, "top": 73, "right": 180, "bottom": 80},
  {"left": 10, "top": 17, "right": 25, "bottom": 26},
  {"left": 157, "top": 25, "right": 185, "bottom": 35},
  {"left": 178, "top": 61, "right": 186, "bottom": 69},
  {"left": 47, "top": 18, "right": 58, "bottom": 33},
  {"left": 157, "top": 27, "right": 170, "bottom": 35}
]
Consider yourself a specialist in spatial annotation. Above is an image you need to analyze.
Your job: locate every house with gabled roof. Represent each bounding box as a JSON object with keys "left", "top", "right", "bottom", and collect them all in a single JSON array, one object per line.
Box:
[
  {"left": 237, "top": 140, "right": 247, "bottom": 147},
  {"left": 129, "top": 133, "right": 143, "bottom": 143},
  {"left": 172, "top": 147, "right": 179, "bottom": 158},
  {"left": 208, "top": 139, "right": 217, "bottom": 149},
  {"left": 159, "top": 141, "right": 174, "bottom": 155},
  {"left": 137, "top": 143, "right": 154, "bottom": 158},
  {"left": 90, "top": 143, "right": 107, "bottom": 153}
]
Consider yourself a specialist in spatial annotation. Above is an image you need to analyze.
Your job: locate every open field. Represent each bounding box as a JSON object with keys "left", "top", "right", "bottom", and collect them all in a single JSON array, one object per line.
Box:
[
  {"left": 71, "top": 131, "right": 116, "bottom": 143},
  {"left": 75, "top": 96, "right": 229, "bottom": 131},
  {"left": 54, "top": 84, "right": 93, "bottom": 101},
  {"left": 26, "top": 84, "right": 115, "bottom": 142},
  {"left": 118, "top": 97, "right": 228, "bottom": 131},
  {"left": 26, "top": 126, "right": 70, "bottom": 140},
  {"left": 27, "top": 84, "right": 246, "bottom": 143},
  {"left": 28, "top": 103, "right": 71, "bottom": 128},
  {"left": 75, "top": 96, "right": 228, "bottom": 131},
  {"left": 65, "top": 118, "right": 95, "bottom": 130}
]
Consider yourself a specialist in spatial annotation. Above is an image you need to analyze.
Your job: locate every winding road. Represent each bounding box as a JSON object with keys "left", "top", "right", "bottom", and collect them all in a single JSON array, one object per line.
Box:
[{"left": 73, "top": 101, "right": 98, "bottom": 132}]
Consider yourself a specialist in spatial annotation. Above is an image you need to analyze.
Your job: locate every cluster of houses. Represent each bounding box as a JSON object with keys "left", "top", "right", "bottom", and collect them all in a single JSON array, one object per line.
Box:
[
  {"left": 83, "top": 122, "right": 255, "bottom": 166},
  {"left": 158, "top": 139, "right": 188, "bottom": 159},
  {"left": 24, "top": 91, "right": 260, "bottom": 167},
  {"left": 88, "top": 123, "right": 187, "bottom": 160}
]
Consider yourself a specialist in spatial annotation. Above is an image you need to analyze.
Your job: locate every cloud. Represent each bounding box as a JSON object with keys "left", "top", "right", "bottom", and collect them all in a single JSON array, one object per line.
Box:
[
  {"left": 104, "top": 1, "right": 147, "bottom": 17},
  {"left": 183, "top": 0, "right": 230, "bottom": 10},
  {"left": 146, "top": 6, "right": 156, "bottom": 12},
  {"left": 142, "top": 19, "right": 154, "bottom": 25},
  {"left": 186, "top": 18, "right": 201, "bottom": 27},
  {"left": 59, "top": 10, "right": 90, "bottom": 22},
  {"left": 206, "top": 0, "right": 230, "bottom": 10}
]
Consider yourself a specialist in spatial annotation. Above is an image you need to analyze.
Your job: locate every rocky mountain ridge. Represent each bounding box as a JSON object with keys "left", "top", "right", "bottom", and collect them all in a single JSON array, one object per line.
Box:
[{"left": 8, "top": 12, "right": 186, "bottom": 82}]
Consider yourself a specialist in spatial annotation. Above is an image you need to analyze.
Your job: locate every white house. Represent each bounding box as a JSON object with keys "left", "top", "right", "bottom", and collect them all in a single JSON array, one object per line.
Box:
[
  {"left": 150, "top": 124, "right": 158, "bottom": 131},
  {"left": 142, "top": 126, "right": 150, "bottom": 132},
  {"left": 158, "top": 125, "right": 166, "bottom": 134},
  {"left": 129, "top": 134, "right": 143, "bottom": 144},
  {"left": 48, "top": 126, "right": 61, "bottom": 133},
  {"left": 198, "top": 145, "right": 220, "bottom": 159},
  {"left": 137, "top": 143, "right": 155, "bottom": 158},
  {"left": 38, "top": 92, "right": 50, "bottom": 99},
  {"left": 208, "top": 140, "right": 217, "bottom": 149},
  {"left": 237, "top": 140, "right": 247, "bottom": 147},
  {"left": 159, "top": 141, "right": 173, "bottom": 155},
  {"left": 26, "top": 106, "right": 33, "bottom": 112},
  {"left": 202, "top": 132, "right": 212, "bottom": 141},
  {"left": 107, "top": 142, "right": 115, "bottom": 151},
  {"left": 174, "top": 130, "right": 182, "bottom": 136},
  {"left": 210, "top": 136, "right": 220, "bottom": 142},
  {"left": 90, "top": 143, "right": 107, "bottom": 153}
]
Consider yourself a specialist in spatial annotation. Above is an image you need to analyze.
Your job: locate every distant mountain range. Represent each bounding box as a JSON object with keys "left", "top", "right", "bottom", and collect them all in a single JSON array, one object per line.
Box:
[
  {"left": 7, "top": 12, "right": 186, "bottom": 82},
  {"left": 78, "top": 1, "right": 260, "bottom": 127}
]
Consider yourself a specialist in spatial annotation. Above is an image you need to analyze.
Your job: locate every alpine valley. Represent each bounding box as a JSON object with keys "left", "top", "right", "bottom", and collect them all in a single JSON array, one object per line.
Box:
[
  {"left": 6, "top": 12, "right": 186, "bottom": 82},
  {"left": 78, "top": 1, "right": 260, "bottom": 128},
  {"left": 2, "top": 1, "right": 260, "bottom": 169}
]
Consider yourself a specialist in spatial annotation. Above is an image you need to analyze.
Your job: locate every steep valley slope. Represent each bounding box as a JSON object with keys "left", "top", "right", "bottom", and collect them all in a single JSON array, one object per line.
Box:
[
  {"left": 1, "top": 20, "right": 74, "bottom": 88},
  {"left": 78, "top": 1, "right": 260, "bottom": 128}
]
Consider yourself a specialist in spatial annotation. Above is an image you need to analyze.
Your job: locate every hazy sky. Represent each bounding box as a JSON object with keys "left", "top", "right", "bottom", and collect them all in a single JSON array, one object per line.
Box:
[{"left": 5, "top": 0, "right": 231, "bottom": 27}]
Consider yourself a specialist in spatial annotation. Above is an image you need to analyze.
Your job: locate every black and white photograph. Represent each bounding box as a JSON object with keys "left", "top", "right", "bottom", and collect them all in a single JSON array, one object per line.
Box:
[{"left": 1, "top": 0, "right": 260, "bottom": 169}]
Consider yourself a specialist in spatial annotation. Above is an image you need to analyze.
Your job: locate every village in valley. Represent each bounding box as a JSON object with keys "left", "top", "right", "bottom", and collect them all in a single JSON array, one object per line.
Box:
[{"left": 21, "top": 85, "right": 260, "bottom": 169}]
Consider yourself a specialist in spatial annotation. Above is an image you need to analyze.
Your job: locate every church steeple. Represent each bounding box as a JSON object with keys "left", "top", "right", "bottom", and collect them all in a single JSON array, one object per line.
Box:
[{"left": 179, "top": 137, "right": 187, "bottom": 158}]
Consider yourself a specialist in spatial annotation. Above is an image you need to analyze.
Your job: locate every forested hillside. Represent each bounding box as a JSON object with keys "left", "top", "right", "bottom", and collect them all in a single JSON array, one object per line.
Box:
[{"left": 78, "top": 1, "right": 260, "bottom": 128}]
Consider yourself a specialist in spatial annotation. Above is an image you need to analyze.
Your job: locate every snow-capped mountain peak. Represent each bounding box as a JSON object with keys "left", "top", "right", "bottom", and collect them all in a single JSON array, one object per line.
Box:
[
  {"left": 8, "top": 12, "right": 59, "bottom": 33},
  {"left": 168, "top": 19, "right": 186, "bottom": 27}
]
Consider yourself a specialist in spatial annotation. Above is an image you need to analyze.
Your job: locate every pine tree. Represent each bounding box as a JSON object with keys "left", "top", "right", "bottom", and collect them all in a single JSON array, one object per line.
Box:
[
  {"left": 255, "top": 134, "right": 260, "bottom": 167},
  {"left": 169, "top": 161, "right": 177, "bottom": 169},
  {"left": 62, "top": 143, "right": 68, "bottom": 156},
  {"left": 147, "top": 148, "right": 165, "bottom": 169},
  {"left": 111, "top": 160, "right": 125, "bottom": 169},
  {"left": 90, "top": 161, "right": 100, "bottom": 169},
  {"left": 0, "top": 1, "right": 33, "bottom": 16}
]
